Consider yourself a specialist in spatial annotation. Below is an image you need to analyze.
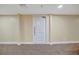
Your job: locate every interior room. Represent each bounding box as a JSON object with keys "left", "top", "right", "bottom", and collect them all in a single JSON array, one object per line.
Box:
[{"left": 0, "top": 4, "right": 79, "bottom": 55}]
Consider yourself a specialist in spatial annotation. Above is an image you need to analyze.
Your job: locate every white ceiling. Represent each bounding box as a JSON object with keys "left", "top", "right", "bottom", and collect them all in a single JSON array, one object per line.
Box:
[{"left": 0, "top": 4, "right": 79, "bottom": 15}]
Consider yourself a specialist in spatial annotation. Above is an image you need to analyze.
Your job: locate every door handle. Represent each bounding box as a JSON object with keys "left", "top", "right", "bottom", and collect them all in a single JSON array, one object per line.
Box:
[{"left": 34, "top": 26, "right": 35, "bottom": 36}]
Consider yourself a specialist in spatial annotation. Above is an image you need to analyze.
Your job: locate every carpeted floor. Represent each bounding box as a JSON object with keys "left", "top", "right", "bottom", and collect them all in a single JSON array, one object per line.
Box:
[{"left": 0, "top": 44, "right": 79, "bottom": 55}]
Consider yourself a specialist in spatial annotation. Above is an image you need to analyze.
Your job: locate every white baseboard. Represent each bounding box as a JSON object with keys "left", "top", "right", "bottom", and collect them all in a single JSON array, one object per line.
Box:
[
  {"left": 49, "top": 41, "right": 79, "bottom": 45},
  {"left": 0, "top": 41, "right": 79, "bottom": 45},
  {"left": 0, "top": 42, "right": 49, "bottom": 45},
  {"left": 0, "top": 42, "right": 20, "bottom": 44}
]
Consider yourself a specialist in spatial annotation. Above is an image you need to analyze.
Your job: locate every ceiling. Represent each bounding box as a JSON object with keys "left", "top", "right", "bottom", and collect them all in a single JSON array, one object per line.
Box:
[{"left": 0, "top": 4, "right": 79, "bottom": 15}]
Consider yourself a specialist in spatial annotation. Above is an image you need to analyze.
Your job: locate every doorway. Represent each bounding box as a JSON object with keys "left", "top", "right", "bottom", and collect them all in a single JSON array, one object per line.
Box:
[{"left": 33, "top": 15, "right": 49, "bottom": 43}]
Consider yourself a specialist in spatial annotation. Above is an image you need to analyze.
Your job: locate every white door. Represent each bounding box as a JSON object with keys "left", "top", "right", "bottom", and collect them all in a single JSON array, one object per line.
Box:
[{"left": 33, "top": 15, "right": 48, "bottom": 43}]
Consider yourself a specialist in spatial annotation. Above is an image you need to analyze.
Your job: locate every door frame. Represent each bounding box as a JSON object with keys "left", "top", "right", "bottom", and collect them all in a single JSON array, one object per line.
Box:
[{"left": 32, "top": 15, "right": 49, "bottom": 44}]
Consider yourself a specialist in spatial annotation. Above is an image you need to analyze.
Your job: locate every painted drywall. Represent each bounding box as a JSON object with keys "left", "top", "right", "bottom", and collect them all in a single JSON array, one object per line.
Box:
[
  {"left": 0, "top": 15, "right": 20, "bottom": 42},
  {"left": 20, "top": 15, "right": 32, "bottom": 42},
  {"left": 50, "top": 15, "right": 79, "bottom": 42},
  {"left": 1, "top": 14, "right": 79, "bottom": 43}
]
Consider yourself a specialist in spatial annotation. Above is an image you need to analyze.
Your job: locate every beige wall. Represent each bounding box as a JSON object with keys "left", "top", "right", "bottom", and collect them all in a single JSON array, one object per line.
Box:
[
  {"left": 1, "top": 14, "right": 79, "bottom": 43},
  {"left": 0, "top": 15, "right": 20, "bottom": 42},
  {"left": 20, "top": 15, "right": 32, "bottom": 42},
  {"left": 0, "top": 15, "right": 32, "bottom": 42},
  {"left": 50, "top": 15, "right": 79, "bottom": 42}
]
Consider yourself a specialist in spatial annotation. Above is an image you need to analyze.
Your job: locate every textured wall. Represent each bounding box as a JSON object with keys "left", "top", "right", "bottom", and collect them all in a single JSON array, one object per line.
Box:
[
  {"left": 50, "top": 15, "right": 79, "bottom": 42},
  {"left": 0, "top": 15, "right": 20, "bottom": 42},
  {"left": 1, "top": 15, "right": 79, "bottom": 43},
  {"left": 20, "top": 15, "right": 32, "bottom": 42}
]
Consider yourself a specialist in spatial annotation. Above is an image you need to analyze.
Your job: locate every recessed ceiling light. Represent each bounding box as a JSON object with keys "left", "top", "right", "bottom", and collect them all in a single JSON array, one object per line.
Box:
[{"left": 57, "top": 5, "right": 63, "bottom": 8}]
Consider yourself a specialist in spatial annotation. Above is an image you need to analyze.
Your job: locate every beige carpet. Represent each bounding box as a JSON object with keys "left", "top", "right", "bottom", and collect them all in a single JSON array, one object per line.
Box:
[{"left": 0, "top": 44, "right": 79, "bottom": 55}]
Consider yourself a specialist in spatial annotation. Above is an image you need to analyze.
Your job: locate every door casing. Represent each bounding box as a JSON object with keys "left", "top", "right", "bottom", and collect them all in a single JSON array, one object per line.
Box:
[{"left": 32, "top": 15, "right": 49, "bottom": 43}]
